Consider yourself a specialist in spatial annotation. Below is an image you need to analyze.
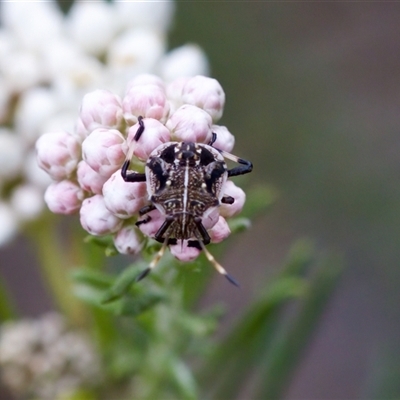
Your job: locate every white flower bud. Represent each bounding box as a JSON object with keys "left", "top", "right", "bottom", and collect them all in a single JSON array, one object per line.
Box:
[
  {"left": 113, "top": 225, "right": 142, "bottom": 255},
  {"left": 2, "top": 2, "right": 63, "bottom": 51},
  {"left": 127, "top": 118, "right": 170, "bottom": 161},
  {"left": 24, "top": 150, "right": 53, "bottom": 189},
  {"left": 166, "top": 105, "right": 212, "bottom": 143},
  {"left": 170, "top": 241, "right": 201, "bottom": 262},
  {"left": 0, "top": 202, "right": 18, "bottom": 247},
  {"left": 211, "top": 125, "right": 235, "bottom": 152},
  {"left": 10, "top": 184, "right": 45, "bottom": 222},
  {"left": 114, "top": 0, "right": 175, "bottom": 32},
  {"left": 81, "top": 128, "right": 127, "bottom": 178},
  {"left": 1, "top": 50, "right": 43, "bottom": 93},
  {"left": 15, "top": 87, "right": 60, "bottom": 144},
  {"left": 36, "top": 131, "right": 81, "bottom": 180},
  {"left": 76, "top": 161, "right": 108, "bottom": 195},
  {"left": 122, "top": 83, "right": 169, "bottom": 124},
  {"left": 66, "top": 0, "right": 117, "bottom": 56},
  {"left": 44, "top": 180, "right": 84, "bottom": 215},
  {"left": 160, "top": 44, "right": 209, "bottom": 83},
  {"left": 209, "top": 216, "right": 231, "bottom": 243},
  {"left": 0, "top": 128, "right": 24, "bottom": 179},
  {"left": 102, "top": 170, "right": 147, "bottom": 219},
  {"left": 181, "top": 76, "right": 225, "bottom": 122},
  {"left": 107, "top": 28, "right": 166, "bottom": 84},
  {"left": 220, "top": 180, "right": 246, "bottom": 218},
  {"left": 80, "top": 194, "right": 123, "bottom": 236},
  {"left": 79, "top": 89, "right": 123, "bottom": 133}
]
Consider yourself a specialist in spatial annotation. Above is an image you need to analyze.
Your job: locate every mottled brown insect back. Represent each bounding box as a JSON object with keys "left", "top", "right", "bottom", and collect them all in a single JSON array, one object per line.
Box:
[{"left": 121, "top": 117, "right": 253, "bottom": 285}]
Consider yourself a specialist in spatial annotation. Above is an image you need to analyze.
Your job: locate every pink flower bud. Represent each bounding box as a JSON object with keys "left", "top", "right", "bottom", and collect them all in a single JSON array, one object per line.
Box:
[
  {"left": 211, "top": 125, "right": 235, "bottom": 152},
  {"left": 181, "top": 76, "right": 225, "bottom": 122},
  {"left": 44, "top": 180, "right": 84, "bottom": 215},
  {"left": 80, "top": 194, "right": 123, "bottom": 236},
  {"left": 220, "top": 181, "right": 246, "bottom": 218},
  {"left": 127, "top": 118, "right": 170, "bottom": 161},
  {"left": 79, "top": 89, "right": 123, "bottom": 133},
  {"left": 36, "top": 131, "right": 81, "bottom": 180},
  {"left": 170, "top": 241, "right": 201, "bottom": 262},
  {"left": 166, "top": 105, "right": 212, "bottom": 143},
  {"left": 209, "top": 216, "right": 231, "bottom": 243},
  {"left": 113, "top": 225, "right": 142, "bottom": 255},
  {"left": 122, "top": 83, "right": 169, "bottom": 124},
  {"left": 102, "top": 170, "right": 148, "bottom": 219},
  {"left": 137, "top": 209, "right": 164, "bottom": 238},
  {"left": 76, "top": 161, "right": 108, "bottom": 195},
  {"left": 82, "top": 128, "right": 127, "bottom": 177}
]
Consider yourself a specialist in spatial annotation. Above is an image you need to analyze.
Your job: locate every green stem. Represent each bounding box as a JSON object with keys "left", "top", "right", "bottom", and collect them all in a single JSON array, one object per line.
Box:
[
  {"left": 27, "top": 216, "right": 86, "bottom": 326},
  {"left": 0, "top": 274, "right": 18, "bottom": 321}
]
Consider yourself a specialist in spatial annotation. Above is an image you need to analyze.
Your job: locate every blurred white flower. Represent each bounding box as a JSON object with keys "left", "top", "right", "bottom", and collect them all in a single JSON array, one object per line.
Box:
[
  {"left": 0, "top": 312, "right": 101, "bottom": 399},
  {"left": 0, "top": 0, "right": 208, "bottom": 246}
]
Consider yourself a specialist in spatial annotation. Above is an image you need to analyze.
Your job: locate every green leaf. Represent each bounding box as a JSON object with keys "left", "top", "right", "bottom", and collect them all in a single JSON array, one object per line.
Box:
[
  {"left": 71, "top": 267, "right": 114, "bottom": 289},
  {"left": 255, "top": 253, "right": 344, "bottom": 400},
  {"left": 0, "top": 276, "right": 17, "bottom": 321},
  {"left": 100, "top": 264, "right": 145, "bottom": 303},
  {"left": 197, "top": 240, "right": 339, "bottom": 400},
  {"left": 241, "top": 184, "right": 278, "bottom": 220},
  {"left": 227, "top": 217, "right": 251, "bottom": 234}
]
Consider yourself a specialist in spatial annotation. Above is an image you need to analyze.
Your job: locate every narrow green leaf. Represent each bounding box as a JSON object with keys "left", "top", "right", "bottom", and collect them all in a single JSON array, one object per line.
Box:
[
  {"left": 255, "top": 253, "right": 344, "bottom": 399},
  {"left": 197, "top": 240, "right": 316, "bottom": 399},
  {"left": 71, "top": 267, "right": 114, "bottom": 289},
  {"left": 0, "top": 276, "right": 17, "bottom": 321},
  {"left": 100, "top": 264, "right": 144, "bottom": 303}
]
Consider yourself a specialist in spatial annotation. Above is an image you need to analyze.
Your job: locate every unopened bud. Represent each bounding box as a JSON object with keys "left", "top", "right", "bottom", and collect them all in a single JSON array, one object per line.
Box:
[
  {"left": 82, "top": 128, "right": 127, "bottom": 177},
  {"left": 113, "top": 225, "right": 142, "bottom": 255},
  {"left": 79, "top": 89, "right": 123, "bottom": 133},
  {"left": 76, "top": 161, "right": 108, "bottom": 195},
  {"left": 122, "top": 83, "right": 169, "bottom": 124},
  {"left": 36, "top": 131, "right": 81, "bottom": 180},
  {"left": 181, "top": 75, "right": 225, "bottom": 122},
  {"left": 166, "top": 104, "right": 212, "bottom": 143},
  {"left": 103, "top": 170, "right": 148, "bottom": 219},
  {"left": 44, "top": 180, "right": 84, "bottom": 215},
  {"left": 80, "top": 194, "right": 123, "bottom": 236},
  {"left": 170, "top": 241, "right": 201, "bottom": 262},
  {"left": 220, "top": 180, "right": 246, "bottom": 218},
  {"left": 127, "top": 118, "right": 170, "bottom": 161}
]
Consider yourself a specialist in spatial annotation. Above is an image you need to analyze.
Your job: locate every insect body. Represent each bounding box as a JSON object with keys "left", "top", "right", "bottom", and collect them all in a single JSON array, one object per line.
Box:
[{"left": 121, "top": 116, "right": 252, "bottom": 285}]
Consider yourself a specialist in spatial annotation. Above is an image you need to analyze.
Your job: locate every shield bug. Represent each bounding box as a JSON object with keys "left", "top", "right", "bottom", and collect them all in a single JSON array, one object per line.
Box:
[{"left": 121, "top": 116, "right": 252, "bottom": 285}]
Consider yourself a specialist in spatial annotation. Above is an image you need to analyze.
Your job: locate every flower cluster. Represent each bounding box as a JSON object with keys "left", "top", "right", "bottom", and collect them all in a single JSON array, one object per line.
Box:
[
  {"left": 0, "top": 313, "right": 101, "bottom": 399},
  {"left": 37, "top": 74, "right": 246, "bottom": 262},
  {"left": 0, "top": 0, "right": 208, "bottom": 246}
]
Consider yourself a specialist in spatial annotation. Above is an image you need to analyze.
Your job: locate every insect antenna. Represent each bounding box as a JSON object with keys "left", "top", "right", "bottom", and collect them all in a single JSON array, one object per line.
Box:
[
  {"left": 135, "top": 238, "right": 168, "bottom": 282},
  {"left": 198, "top": 240, "right": 239, "bottom": 287}
]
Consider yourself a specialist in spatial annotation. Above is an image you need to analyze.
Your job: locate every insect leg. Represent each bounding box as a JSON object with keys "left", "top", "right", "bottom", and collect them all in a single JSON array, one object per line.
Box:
[
  {"left": 121, "top": 116, "right": 146, "bottom": 182},
  {"left": 136, "top": 216, "right": 174, "bottom": 282},
  {"left": 217, "top": 149, "right": 253, "bottom": 177},
  {"left": 136, "top": 239, "right": 168, "bottom": 282},
  {"left": 197, "top": 239, "right": 239, "bottom": 287}
]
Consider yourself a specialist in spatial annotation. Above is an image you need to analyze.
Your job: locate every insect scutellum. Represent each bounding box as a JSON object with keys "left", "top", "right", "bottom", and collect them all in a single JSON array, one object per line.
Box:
[{"left": 121, "top": 116, "right": 253, "bottom": 286}]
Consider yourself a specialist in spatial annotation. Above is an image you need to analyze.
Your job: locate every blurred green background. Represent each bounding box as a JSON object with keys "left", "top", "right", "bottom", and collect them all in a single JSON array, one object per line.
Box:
[{"left": 2, "top": 2, "right": 400, "bottom": 399}]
